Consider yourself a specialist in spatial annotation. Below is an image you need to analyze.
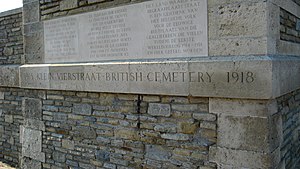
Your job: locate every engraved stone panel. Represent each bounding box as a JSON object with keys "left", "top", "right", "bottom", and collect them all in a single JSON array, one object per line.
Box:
[
  {"left": 20, "top": 56, "right": 278, "bottom": 99},
  {"left": 44, "top": 0, "right": 208, "bottom": 63}
]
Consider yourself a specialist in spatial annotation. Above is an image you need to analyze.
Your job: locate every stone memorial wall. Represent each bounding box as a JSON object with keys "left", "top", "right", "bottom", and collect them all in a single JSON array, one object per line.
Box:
[{"left": 0, "top": 0, "right": 300, "bottom": 169}]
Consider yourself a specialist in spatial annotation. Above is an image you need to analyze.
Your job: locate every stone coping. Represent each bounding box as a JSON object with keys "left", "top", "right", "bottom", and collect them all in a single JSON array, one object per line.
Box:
[
  {"left": 0, "top": 7, "right": 22, "bottom": 18},
  {"left": 1, "top": 56, "right": 300, "bottom": 99}
]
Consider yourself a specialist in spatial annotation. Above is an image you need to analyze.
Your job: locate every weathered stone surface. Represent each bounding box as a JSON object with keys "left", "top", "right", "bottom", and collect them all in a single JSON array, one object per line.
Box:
[
  {"left": 19, "top": 56, "right": 300, "bottom": 99},
  {"left": 154, "top": 123, "right": 177, "bottom": 133},
  {"left": 148, "top": 103, "right": 171, "bottom": 117},
  {"left": 217, "top": 115, "right": 270, "bottom": 152},
  {"left": 24, "top": 119, "right": 45, "bottom": 131},
  {"left": 209, "top": 146, "right": 280, "bottom": 168},
  {"left": 23, "top": 1, "right": 40, "bottom": 24},
  {"left": 178, "top": 122, "right": 198, "bottom": 134},
  {"left": 96, "top": 150, "right": 110, "bottom": 161},
  {"left": 114, "top": 128, "right": 139, "bottom": 140},
  {"left": 73, "top": 126, "right": 96, "bottom": 139},
  {"left": 22, "top": 128, "right": 45, "bottom": 162},
  {"left": 24, "top": 31, "right": 44, "bottom": 64},
  {"left": 62, "top": 139, "right": 75, "bottom": 150},
  {"left": 146, "top": 145, "right": 171, "bottom": 162},
  {"left": 53, "top": 151, "right": 66, "bottom": 162},
  {"left": 88, "top": 0, "right": 105, "bottom": 4},
  {"left": 193, "top": 113, "right": 216, "bottom": 121},
  {"left": 209, "top": 98, "right": 278, "bottom": 117},
  {"left": 161, "top": 133, "right": 189, "bottom": 141},
  {"left": 44, "top": 0, "right": 208, "bottom": 63},
  {"left": 60, "top": 0, "right": 78, "bottom": 10},
  {"left": 5, "top": 115, "right": 13, "bottom": 123},
  {"left": 0, "top": 92, "right": 4, "bottom": 100},
  {"left": 22, "top": 98, "right": 42, "bottom": 120},
  {"left": 3, "top": 47, "right": 13, "bottom": 56},
  {"left": 73, "top": 103, "right": 92, "bottom": 115},
  {"left": 21, "top": 157, "right": 42, "bottom": 169},
  {"left": 24, "top": 22, "right": 43, "bottom": 35},
  {"left": 0, "top": 65, "right": 19, "bottom": 87}
]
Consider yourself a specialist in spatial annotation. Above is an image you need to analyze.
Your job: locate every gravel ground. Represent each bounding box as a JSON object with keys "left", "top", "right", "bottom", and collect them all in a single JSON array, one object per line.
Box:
[{"left": 0, "top": 162, "right": 15, "bottom": 169}]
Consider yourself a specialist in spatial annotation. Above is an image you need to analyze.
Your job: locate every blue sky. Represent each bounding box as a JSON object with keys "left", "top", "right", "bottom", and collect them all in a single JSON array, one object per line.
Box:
[{"left": 0, "top": 0, "right": 23, "bottom": 13}]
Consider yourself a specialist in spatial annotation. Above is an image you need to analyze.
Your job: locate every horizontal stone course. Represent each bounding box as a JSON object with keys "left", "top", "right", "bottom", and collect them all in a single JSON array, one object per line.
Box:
[{"left": 18, "top": 56, "right": 300, "bottom": 99}]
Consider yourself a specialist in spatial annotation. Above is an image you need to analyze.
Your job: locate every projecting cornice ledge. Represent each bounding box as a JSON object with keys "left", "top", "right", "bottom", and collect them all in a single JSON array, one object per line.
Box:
[{"left": 1, "top": 56, "right": 299, "bottom": 99}]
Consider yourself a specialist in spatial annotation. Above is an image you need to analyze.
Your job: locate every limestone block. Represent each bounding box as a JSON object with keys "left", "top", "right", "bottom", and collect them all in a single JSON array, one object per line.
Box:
[
  {"left": 60, "top": 0, "right": 78, "bottom": 10},
  {"left": 193, "top": 113, "right": 216, "bottom": 122},
  {"left": 73, "top": 103, "right": 92, "bottom": 115},
  {"left": 23, "top": 1, "right": 40, "bottom": 24},
  {"left": 208, "top": 0, "right": 262, "bottom": 7},
  {"left": 0, "top": 127, "right": 3, "bottom": 136},
  {"left": 43, "top": 0, "right": 208, "bottom": 63},
  {"left": 0, "top": 31, "right": 7, "bottom": 39},
  {"left": 53, "top": 151, "right": 66, "bottom": 162},
  {"left": 209, "top": 98, "right": 282, "bottom": 154},
  {"left": 209, "top": 1, "right": 267, "bottom": 39},
  {"left": 154, "top": 123, "right": 177, "bottom": 133},
  {"left": 3, "top": 47, "right": 13, "bottom": 56},
  {"left": 19, "top": 56, "right": 300, "bottom": 99},
  {"left": 145, "top": 145, "right": 171, "bottom": 162},
  {"left": 88, "top": 0, "right": 105, "bottom": 4},
  {"left": 0, "top": 65, "right": 19, "bottom": 87},
  {"left": 24, "top": 119, "right": 45, "bottom": 131},
  {"left": 20, "top": 125, "right": 24, "bottom": 144},
  {"left": 73, "top": 126, "right": 96, "bottom": 139},
  {"left": 209, "top": 37, "right": 268, "bottom": 56},
  {"left": 96, "top": 150, "right": 110, "bottom": 161},
  {"left": 62, "top": 139, "right": 75, "bottom": 150},
  {"left": 21, "top": 157, "right": 42, "bottom": 169},
  {"left": 114, "top": 128, "right": 139, "bottom": 140},
  {"left": 22, "top": 128, "right": 45, "bottom": 162},
  {"left": 23, "top": 22, "right": 43, "bottom": 35},
  {"left": 209, "top": 98, "right": 278, "bottom": 117},
  {"left": 178, "top": 121, "right": 198, "bottom": 134},
  {"left": 23, "top": 0, "right": 39, "bottom": 4},
  {"left": 148, "top": 103, "right": 171, "bottom": 117},
  {"left": 5, "top": 115, "right": 13, "bottom": 123},
  {"left": 0, "top": 92, "right": 4, "bottom": 100},
  {"left": 217, "top": 115, "right": 269, "bottom": 152},
  {"left": 22, "top": 98, "right": 42, "bottom": 120},
  {"left": 161, "top": 133, "right": 189, "bottom": 141},
  {"left": 24, "top": 31, "right": 44, "bottom": 64},
  {"left": 209, "top": 146, "right": 280, "bottom": 168}
]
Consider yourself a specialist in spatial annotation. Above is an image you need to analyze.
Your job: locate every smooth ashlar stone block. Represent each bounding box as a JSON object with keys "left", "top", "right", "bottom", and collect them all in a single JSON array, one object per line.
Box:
[
  {"left": 23, "top": 1, "right": 40, "bottom": 24},
  {"left": 21, "top": 157, "right": 42, "bottom": 169},
  {"left": 22, "top": 98, "right": 42, "bottom": 120},
  {"left": 43, "top": 0, "right": 208, "bottom": 63},
  {"left": 209, "top": 1, "right": 267, "bottom": 39},
  {"left": 209, "top": 99, "right": 278, "bottom": 117},
  {"left": 24, "top": 119, "right": 45, "bottom": 131},
  {"left": 22, "top": 127, "right": 45, "bottom": 162},
  {"left": 24, "top": 31, "right": 45, "bottom": 64},
  {"left": 0, "top": 65, "right": 19, "bottom": 87},
  {"left": 217, "top": 115, "right": 270, "bottom": 152},
  {"left": 19, "top": 56, "right": 300, "bottom": 99},
  {"left": 209, "top": 146, "right": 280, "bottom": 168}
]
